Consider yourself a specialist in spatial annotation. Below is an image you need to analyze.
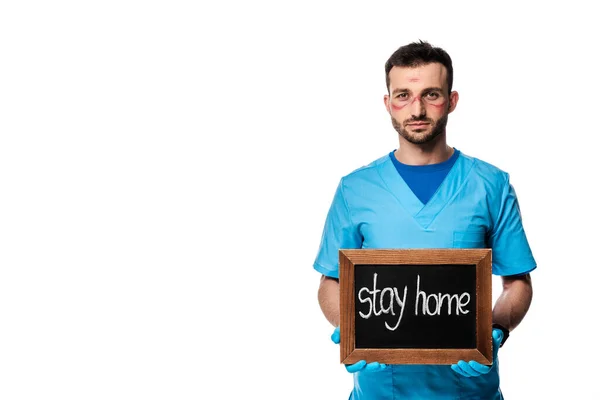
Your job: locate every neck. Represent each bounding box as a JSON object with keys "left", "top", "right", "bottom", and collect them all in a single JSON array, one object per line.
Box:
[{"left": 394, "top": 133, "right": 453, "bottom": 165}]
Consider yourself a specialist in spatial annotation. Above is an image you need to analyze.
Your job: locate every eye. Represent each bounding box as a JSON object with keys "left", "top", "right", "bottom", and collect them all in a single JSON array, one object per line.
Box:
[
  {"left": 425, "top": 92, "right": 440, "bottom": 99},
  {"left": 395, "top": 93, "right": 408, "bottom": 99}
]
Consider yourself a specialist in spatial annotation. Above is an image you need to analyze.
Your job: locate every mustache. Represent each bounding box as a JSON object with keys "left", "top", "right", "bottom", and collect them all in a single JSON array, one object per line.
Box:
[{"left": 405, "top": 117, "right": 433, "bottom": 124}]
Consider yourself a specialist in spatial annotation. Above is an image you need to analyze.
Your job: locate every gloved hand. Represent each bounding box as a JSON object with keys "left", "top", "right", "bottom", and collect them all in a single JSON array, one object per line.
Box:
[
  {"left": 451, "top": 328, "right": 503, "bottom": 377},
  {"left": 331, "top": 326, "right": 387, "bottom": 373}
]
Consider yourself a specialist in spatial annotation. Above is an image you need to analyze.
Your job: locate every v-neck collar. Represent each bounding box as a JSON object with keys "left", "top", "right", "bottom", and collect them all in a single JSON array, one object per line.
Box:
[{"left": 376, "top": 151, "right": 475, "bottom": 230}]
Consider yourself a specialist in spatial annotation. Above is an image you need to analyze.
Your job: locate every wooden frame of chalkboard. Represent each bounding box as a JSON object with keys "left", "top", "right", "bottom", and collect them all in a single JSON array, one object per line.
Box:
[{"left": 339, "top": 249, "right": 492, "bottom": 365}]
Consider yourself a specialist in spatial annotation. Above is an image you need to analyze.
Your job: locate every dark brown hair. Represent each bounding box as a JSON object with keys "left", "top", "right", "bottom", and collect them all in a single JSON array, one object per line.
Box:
[{"left": 385, "top": 40, "right": 453, "bottom": 94}]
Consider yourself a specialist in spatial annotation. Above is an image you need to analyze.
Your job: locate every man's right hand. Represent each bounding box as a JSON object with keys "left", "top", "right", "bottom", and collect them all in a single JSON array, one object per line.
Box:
[{"left": 331, "top": 327, "right": 388, "bottom": 373}]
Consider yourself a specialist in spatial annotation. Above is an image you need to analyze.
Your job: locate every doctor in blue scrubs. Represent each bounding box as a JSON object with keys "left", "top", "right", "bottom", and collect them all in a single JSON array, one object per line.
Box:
[{"left": 314, "top": 41, "right": 535, "bottom": 399}]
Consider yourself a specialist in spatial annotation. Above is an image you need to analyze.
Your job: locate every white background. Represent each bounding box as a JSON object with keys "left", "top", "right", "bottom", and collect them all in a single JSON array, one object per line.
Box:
[{"left": 1, "top": 1, "right": 598, "bottom": 399}]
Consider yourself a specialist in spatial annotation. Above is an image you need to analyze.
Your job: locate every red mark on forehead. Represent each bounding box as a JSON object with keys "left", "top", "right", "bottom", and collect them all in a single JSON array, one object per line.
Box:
[{"left": 408, "top": 77, "right": 420, "bottom": 82}]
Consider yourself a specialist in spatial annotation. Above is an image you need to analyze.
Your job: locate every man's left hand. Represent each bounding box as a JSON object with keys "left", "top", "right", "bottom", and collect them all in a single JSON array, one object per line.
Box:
[{"left": 451, "top": 328, "right": 503, "bottom": 377}]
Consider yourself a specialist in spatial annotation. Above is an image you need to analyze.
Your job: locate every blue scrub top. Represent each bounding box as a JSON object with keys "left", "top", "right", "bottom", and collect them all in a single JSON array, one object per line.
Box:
[{"left": 313, "top": 151, "right": 536, "bottom": 400}]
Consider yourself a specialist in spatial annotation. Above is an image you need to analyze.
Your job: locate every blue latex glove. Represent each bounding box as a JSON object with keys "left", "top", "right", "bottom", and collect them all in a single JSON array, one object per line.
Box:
[
  {"left": 331, "top": 326, "right": 387, "bottom": 373},
  {"left": 451, "top": 328, "right": 504, "bottom": 377}
]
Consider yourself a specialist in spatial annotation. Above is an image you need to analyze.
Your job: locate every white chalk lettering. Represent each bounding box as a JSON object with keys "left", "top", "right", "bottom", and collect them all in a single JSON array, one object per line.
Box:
[
  {"left": 458, "top": 293, "right": 470, "bottom": 315},
  {"left": 380, "top": 287, "right": 395, "bottom": 315},
  {"left": 415, "top": 275, "right": 471, "bottom": 316},
  {"left": 358, "top": 273, "right": 471, "bottom": 330},
  {"left": 415, "top": 275, "right": 427, "bottom": 315},
  {"left": 357, "top": 273, "right": 409, "bottom": 331},
  {"left": 385, "top": 286, "right": 408, "bottom": 331},
  {"left": 358, "top": 286, "right": 373, "bottom": 319}
]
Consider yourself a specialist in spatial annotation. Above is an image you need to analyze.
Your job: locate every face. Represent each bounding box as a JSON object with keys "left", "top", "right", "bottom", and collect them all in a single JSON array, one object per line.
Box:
[{"left": 384, "top": 63, "right": 458, "bottom": 145}]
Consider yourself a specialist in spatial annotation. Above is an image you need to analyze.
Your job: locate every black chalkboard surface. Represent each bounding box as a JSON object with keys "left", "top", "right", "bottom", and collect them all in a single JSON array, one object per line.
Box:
[
  {"left": 354, "top": 264, "right": 476, "bottom": 349},
  {"left": 339, "top": 249, "right": 492, "bottom": 365}
]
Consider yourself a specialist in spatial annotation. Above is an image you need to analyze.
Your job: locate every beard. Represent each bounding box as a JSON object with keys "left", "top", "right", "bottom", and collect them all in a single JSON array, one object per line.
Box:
[{"left": 391, "top": 114, "right": 448, "bottom": 145}]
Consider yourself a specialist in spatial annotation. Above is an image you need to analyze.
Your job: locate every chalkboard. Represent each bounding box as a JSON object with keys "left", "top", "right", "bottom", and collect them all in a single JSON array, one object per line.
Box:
[
  {"left": 339, "top": 249, "right": 492, "bottom": 365},
  {"left": 354, "top": 264, "right": 476, "bottom": 349}
]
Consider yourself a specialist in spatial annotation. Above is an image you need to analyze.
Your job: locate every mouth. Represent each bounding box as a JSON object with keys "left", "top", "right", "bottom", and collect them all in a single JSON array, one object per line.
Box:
[{"left": 407, "top": 122, "right": 430, "bottom": 128}]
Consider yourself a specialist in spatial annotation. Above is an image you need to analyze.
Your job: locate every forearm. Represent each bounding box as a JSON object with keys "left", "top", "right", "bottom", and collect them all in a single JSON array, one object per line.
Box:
[
  {"left": 492, "top": 273, "right": 533, "bottom": 331},
  {"left": 318, "top": 275, "right": 340, "bottom": 327}
]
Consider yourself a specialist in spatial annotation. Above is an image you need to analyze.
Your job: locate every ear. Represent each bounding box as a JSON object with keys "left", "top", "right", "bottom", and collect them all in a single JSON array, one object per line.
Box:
[
  {"left": 384, "top": 94, "right": 391, "bottom": 114},
  {"left": 448, "top": 91, "right": 459, "bottom": 114}
]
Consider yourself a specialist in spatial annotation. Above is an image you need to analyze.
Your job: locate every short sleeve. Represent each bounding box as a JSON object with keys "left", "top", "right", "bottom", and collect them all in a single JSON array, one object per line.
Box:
[
  {"left": 313, "top": 179, "right": 363, "bottom": 278},
  {"left": 488, "top": 175, "right": 537, "bottom": 276}
]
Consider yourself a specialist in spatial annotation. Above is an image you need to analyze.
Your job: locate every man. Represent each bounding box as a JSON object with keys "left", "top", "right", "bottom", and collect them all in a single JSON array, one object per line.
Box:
[{"left": 314, "top": 41, "right": 535, "bottom": 399}]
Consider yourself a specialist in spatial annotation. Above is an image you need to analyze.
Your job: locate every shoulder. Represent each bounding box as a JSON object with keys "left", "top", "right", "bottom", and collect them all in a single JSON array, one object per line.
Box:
[
  {"left": 339, "top": 154, "right": 390, "bottom": 189},
  {"left": 461, "top": 151, "right": 510, "bottom": 187}
]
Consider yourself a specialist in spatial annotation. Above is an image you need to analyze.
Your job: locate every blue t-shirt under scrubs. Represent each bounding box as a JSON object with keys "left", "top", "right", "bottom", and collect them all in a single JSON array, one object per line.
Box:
[{"left": 389, "top": 148, "right": 460, "bottom": 205}]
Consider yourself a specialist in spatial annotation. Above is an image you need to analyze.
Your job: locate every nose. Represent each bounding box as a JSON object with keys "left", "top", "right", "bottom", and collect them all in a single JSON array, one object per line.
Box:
[{"left": 410, "top": 96, "right": 426, "bottom": 118}]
